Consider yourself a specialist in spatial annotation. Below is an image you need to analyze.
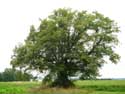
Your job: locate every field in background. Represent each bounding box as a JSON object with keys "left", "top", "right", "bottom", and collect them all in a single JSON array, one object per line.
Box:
[{"left": 0, "top": 80, "right": 125, "bottom": 94}]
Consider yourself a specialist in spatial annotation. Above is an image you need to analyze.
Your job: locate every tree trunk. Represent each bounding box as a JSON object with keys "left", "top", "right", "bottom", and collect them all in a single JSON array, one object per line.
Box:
[{"left": 51, "top": 71, "right": 74, "bottom": 88}]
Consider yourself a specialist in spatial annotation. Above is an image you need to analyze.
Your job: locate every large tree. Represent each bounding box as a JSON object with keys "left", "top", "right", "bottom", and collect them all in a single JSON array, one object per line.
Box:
[{"left": 11, "top": 8, "right": 120, "bottom": 87}]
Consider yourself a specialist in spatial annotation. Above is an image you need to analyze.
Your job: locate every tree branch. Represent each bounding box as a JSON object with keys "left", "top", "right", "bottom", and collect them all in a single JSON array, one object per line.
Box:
[{"left": 88, "top": 38, "right": 102, "bottom": 55}]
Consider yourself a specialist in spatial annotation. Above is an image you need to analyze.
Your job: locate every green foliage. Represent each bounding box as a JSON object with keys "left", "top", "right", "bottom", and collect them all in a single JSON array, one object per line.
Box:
[
  {"left": 0, "top": 68, "right": 34, "bottom": 81},
  {"left": 11, "top": 8, "right": 120, "bottom": 87}
]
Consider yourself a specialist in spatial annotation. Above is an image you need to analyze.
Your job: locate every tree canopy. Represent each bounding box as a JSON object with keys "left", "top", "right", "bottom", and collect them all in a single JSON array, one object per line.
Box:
[{"left": 11, "top": 8, "right": 120, "bottom": 87}]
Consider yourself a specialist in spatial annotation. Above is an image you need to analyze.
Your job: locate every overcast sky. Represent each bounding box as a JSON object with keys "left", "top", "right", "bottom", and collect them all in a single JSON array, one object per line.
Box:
[{"left": 0, "top": 0, "right": 125, "bottom": 78}]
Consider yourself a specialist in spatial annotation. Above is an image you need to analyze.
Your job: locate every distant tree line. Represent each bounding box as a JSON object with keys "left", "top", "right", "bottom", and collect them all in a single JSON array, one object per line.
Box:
[{"left": 0, "top": 68, "right": 35, "bottom": 81}]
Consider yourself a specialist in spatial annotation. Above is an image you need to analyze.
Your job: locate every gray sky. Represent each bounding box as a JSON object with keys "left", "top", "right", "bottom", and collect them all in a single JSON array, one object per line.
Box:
[{"left": 0, "top": 0, "right": 125, "bottom": 78}]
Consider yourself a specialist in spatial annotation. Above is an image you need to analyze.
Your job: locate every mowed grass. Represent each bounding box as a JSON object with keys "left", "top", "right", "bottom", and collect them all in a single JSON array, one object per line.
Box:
[{"left": 0, "top": 80, "right": 125, "bottom": 94}]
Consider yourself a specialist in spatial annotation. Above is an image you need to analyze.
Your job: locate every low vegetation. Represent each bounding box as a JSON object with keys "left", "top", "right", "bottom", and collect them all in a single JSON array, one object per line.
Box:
[{"left": 0, "top": 80, "right": 125, "bottom": 94}]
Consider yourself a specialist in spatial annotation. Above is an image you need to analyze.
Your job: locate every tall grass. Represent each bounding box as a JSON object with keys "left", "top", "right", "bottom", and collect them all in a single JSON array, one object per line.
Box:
[{"left": 30, "top": 88, "right": 90, "bottom": 94}]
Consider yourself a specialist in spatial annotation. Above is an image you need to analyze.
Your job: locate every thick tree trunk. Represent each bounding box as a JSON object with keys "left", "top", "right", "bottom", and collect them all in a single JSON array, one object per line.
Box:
[{"left": 51, "top": 71, "right": 74, "bottom": 88}]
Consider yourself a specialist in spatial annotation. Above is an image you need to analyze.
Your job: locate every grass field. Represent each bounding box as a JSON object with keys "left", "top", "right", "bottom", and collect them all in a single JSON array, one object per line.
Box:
[{"left": 0, "top": 80, "right": 125, "bottom": 94}]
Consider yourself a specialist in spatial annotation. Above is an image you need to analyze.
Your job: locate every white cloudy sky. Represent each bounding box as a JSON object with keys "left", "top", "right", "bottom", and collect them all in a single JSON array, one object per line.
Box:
[{"left": 0, "top": 0, "right": 125, "bottom": 78}]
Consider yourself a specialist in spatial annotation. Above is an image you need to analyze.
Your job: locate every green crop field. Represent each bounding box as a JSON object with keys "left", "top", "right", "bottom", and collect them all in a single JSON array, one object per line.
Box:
[
  {"left": 0, "top": 80, "right": 125, "bottom": 94},
  {"left": 75, "top": 80, "right": 125, "bottom": 94}
]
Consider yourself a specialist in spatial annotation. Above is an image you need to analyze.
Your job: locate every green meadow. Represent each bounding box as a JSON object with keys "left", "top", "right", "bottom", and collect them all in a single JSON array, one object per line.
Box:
[{"left": 0, "top": 80, "right": 125, "bottom": 94}]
